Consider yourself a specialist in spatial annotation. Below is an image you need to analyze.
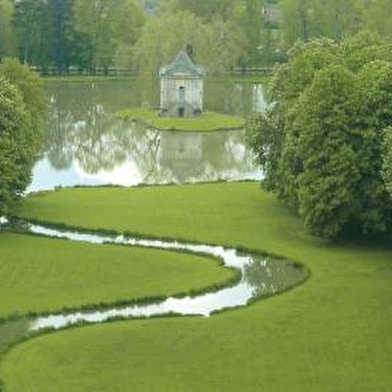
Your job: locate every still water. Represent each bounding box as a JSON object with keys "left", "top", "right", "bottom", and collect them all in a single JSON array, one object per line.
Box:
[
  {"left": 28, "top": 78, "right": 265, "bottom": 192},
  {"left": 9, "top": 219, "right": 305, "bottom": 331}
]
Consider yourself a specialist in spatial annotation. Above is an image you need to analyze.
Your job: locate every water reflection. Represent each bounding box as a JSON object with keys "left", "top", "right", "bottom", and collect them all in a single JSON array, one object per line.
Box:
[
  {"left": 253, "top": 84, "right": 267, "bottom": 113},
  {"left": 29, "top": 115, "right": 262, "bottom": 192},
  {"left": 6, "top": 220, "right": 306, "bottom": 330},
  {"left": 27, "top": 80, "right": 264, "bottom": 192}
]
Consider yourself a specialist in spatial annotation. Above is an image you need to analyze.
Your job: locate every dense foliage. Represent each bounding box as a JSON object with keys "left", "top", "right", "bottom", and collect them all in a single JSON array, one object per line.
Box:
[
  {"left": 0, "top": 59, "right": 45, "bottom": 215},
  {"left": 134, "top": 10, "right": 245, "bottom": 81},
  {"left": 4, "top": 0, "right": 392, "bottom": 72},
  {"left": 248, "top": 33, "right": 392, "bottom": 239}
]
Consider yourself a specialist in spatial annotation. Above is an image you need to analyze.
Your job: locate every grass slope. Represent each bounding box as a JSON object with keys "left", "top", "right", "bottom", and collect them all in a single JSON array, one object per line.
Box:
[
  {"left": 2, "top": 182, "right": 392, "bottom": 391},
  {"left": 117, "top": 108, "right": 245, "bottom": 131},
  {"left": 0, "top": 232, "right": 235, "bottom": 319}
]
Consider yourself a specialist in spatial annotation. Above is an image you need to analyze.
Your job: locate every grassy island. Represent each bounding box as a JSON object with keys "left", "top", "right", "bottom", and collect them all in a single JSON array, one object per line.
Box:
[
  {"left": 116, "top": 108, "right": 245, "bottom": 132},
  {"left": 1, "top": 182, "right": 392, "bottom": 391},
  {"left": 0, "top": 232, "right": 235, "bottom": 320}
]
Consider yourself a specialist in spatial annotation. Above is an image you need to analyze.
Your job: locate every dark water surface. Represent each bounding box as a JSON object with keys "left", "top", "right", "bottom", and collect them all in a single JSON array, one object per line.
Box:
[{"left": 28, "top": 78, "right": 264, "bottom": 192}]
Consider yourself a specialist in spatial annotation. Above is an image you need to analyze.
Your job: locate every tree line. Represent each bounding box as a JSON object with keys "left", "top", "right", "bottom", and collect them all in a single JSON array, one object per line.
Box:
[
  {"left": 0, "top": 0, "right": 145, "bottom": 74},
  {"left": 248, "top": 32, "right": 392, "bottom": 240},
  {"left": 2, "top": 0, "right": 392, "bottom": 74}
]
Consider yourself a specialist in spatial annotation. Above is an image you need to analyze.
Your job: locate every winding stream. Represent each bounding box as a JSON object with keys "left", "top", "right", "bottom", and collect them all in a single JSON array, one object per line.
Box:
[{"left": 5, "top": 220, "right": 306, "bottom": 332}]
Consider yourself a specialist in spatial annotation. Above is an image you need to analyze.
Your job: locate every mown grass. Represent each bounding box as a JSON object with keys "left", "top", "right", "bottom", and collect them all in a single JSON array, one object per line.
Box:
[
  {"left": 2, "top": 182, "right": 392, "bottom": 391},
  {"left": 116, "top": 108, "right": 245, "bottom": 131},
  {"left": 0, "top": 232, "right": 235, "bottom": 320}
]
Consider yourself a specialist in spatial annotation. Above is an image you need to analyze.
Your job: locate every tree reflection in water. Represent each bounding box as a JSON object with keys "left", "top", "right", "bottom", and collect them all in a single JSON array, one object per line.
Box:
[
  {"left": 28, "top": 80, "right": 263, "bottom": 192},
  {"left": 243, "top": 255, "right": 306, "bottom": 299}
]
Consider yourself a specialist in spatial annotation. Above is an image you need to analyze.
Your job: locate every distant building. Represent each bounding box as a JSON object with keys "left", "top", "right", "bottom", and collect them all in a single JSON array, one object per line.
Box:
[
  {"left": 263, "top": 1, "right": 282, "bottom": 26},
  {"left": 139, "top": 0, "right": 159, "bottom": 15},
  {"left": 159, "top": 51, "right": 205, "bottom": 118}
]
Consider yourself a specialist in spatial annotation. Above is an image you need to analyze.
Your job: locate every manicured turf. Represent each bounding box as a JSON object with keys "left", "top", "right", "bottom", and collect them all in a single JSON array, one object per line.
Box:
[
  {"left": 0, "top": 232, "right": 235, "bottom": 319},
  {"left": 2, "top": 182, "right": 392, "bottom": 391},
  {"left": 116, "top": 108, "right": 245, "bottom": 131}
]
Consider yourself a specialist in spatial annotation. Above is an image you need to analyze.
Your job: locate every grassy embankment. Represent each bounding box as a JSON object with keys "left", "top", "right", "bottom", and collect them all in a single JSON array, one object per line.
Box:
[
  {"left": 117, "top": 108, "right": 245, "bottom": 131},
  {"left": 0, "top": 232, "right": 234, "bottom": 320},
  {"left": 2, "top": 182, "right": 392, "bottom": 391}
]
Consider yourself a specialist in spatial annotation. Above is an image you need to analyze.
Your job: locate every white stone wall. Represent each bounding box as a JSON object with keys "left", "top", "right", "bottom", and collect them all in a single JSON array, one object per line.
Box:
[{"left": 160, "top": 76, "right": 203, "bottom": 112}]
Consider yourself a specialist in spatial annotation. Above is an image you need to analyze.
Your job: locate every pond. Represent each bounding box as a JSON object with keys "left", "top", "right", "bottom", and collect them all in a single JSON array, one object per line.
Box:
[{"left": 27, "top": 78, "right": 265, "bottom": 192}]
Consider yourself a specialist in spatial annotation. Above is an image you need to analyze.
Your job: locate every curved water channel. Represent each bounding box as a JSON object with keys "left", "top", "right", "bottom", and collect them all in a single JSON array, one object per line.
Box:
[{"left": 1, "top": 219, "right": 307, "bottom": 335}]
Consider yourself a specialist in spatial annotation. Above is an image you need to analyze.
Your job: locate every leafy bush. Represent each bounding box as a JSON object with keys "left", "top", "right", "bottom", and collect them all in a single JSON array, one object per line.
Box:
[{"left": 248, "top": 33, "right": 392, "bottom": 239}]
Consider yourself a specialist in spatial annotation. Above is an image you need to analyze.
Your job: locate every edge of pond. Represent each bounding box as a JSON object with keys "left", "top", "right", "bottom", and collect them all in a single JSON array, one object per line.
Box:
[{"left": 116, "top": 110, "right": 246, "bottom": 132}]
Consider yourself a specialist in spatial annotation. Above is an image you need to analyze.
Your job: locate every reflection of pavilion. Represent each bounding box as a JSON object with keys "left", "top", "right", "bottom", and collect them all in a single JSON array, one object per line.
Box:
[
  {"left": 158, "top": 132, "right": 204, "bottom": 182},
  {"left": 159, "top": 132, "right": 203, "bottom": 160}
]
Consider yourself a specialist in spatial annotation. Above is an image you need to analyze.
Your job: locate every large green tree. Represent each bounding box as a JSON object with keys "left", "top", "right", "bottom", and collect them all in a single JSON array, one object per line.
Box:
[
  {"left": 249, "top": 33, "right": 392, "bottom": 239},
  {"left": 0, "top": 59, "right": 45, "bottom": 215},
  {"left": 0, "top": 76, "right": 29, "bottom": 215}
]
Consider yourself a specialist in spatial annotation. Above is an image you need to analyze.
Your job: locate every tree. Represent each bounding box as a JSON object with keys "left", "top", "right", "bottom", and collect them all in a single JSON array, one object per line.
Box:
[
  {"left": 72, "top": 0, "right": 145, "bottom": 72},
  {"left": 0, "top": 76, "right": 29, "bottom": 215},
  {"left": 279, "top": 0, "right": 367, "bottom": 49},
  {"left": 248, "top": 34, "right": 392, "bottom": 239},
  {"left": 0, "top": 59, "right": 45, "bottom": 215},
  {"left": 13, "top": 0, "right": 50, "bottom": 67},
  {"left": 134, "top": 10, "right": 245, "bottom": 81},
  {"left": 294, "top": 65, "right": 360, "bottom": 238},
  {"left": 46, "top": 0, "right": 74, "bottom": 72},
  {"left": 382, "top": 127, "right": 392, "bottom": 200},
  {"left": 0, "top": 0, "right": 16, "bottom": 59},
  {"left": 353, "top": 60, "right": 392, "bottom": 234},
  {"left": 364, "top": 0, "right": 392, "bottom": 39},
  {"left": 111, "top": 0, "right": 146, "bottom": 70},
  {"left": 279, "top": 0, "right": 313, "bottom": 48},
  {"left": 158, "top": 0, "right": 237, "bottom": 22},
  {"left": 1, "top": 57, "right": 46, "bottom": 144},
  {"left": 232, "top": 0, "right": 266, "bottom": 66}
]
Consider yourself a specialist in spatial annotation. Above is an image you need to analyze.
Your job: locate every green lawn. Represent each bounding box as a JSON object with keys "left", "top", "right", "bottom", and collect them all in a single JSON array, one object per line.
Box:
[
  {"left": 213, "top": 73, "right": 271, "bottom": 84},
  {"left": 0, "top": 232, "right": 235, "bottom": 319},
  {"left": 2, "top": 182, "right": 392, "bottom": 391},
  {"left": 116, "top": 108, "right": 245, "bottom": 131}
]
